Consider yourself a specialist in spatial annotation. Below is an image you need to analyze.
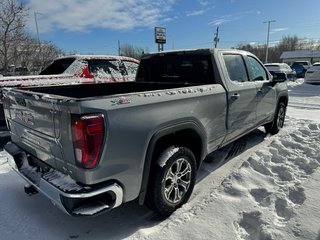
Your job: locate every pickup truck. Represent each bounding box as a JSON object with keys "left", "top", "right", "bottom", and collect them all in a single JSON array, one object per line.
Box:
[
  {"left": 0, "top": 55, "right": 139, "bottom": 126},
  {"left": 2, "top": 49, "right": 288, "bottom": 217}
]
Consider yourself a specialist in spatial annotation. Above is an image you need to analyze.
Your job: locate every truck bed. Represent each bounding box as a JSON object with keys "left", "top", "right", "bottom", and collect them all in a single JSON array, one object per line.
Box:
[{"left": 16, "top": 82, "right": 201, "bottom": 99}]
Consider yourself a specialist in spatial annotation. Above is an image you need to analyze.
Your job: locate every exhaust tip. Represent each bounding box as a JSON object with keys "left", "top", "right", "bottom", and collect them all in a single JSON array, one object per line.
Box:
[{"left": 61, "top": 190, "right": 120, "bottom": 216}]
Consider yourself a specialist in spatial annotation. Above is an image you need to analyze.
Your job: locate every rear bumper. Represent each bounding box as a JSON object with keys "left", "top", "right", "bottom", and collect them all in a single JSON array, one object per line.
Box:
[
  {"left": 4, "top": 142, "right": 124, "bottom": 216},
  {"left": 304, "top": 78, "right": 320, "bottom": 84}
]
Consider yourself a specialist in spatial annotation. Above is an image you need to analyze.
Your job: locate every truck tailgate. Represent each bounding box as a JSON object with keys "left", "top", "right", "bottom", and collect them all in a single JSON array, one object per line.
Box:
[{"left": 4, "top": 90, "right": 64, "bottom": 169}]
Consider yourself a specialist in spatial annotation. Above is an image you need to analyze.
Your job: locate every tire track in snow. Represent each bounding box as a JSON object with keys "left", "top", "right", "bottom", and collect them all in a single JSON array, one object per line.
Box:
[{"left": 132, "top": 118, "right": 320, "bottom": 240}]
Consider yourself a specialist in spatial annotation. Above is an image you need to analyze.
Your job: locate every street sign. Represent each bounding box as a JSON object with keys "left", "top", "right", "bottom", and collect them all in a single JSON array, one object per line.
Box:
[{"left": 155, "top": 27, "right": 166, "bottom": 44}]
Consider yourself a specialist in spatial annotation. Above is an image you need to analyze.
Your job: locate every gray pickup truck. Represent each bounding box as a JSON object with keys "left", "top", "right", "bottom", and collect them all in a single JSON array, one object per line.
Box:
[{"left": 2, "top": 49, "right": 288, "bottom": 217}]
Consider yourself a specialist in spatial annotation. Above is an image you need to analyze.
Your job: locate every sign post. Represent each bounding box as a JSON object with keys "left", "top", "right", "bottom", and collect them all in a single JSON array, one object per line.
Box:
[{"left": 155, "top": 27, "right": 166, "bottom": 52}]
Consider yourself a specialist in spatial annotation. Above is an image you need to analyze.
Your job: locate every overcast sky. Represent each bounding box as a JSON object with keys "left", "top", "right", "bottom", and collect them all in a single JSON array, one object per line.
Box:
[{"left": 21, "top": 0, "right": 320, "bottom": 55}]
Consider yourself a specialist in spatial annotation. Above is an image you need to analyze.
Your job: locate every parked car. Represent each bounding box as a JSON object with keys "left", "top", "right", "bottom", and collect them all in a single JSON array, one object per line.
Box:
[
  {"left": 39, "top": 55, "right": 139, "bottom": 83},
  {"left": 6, "top": 66, "right": 29, "bottom": 76},
  {"left": 0, "top": 55, "right": 139, "bottom": 126},
  {"left": 264, "top": 63, "right": 297, "bottom": 81},
  {"left": 304, "top": 62, "right": 320, "bottom": 84},
  {"left": 3, "top": 48, "right": 288, "bottom": 217},
  {"left": 291, "top": 61, "right": 312, "bottom": 78}
]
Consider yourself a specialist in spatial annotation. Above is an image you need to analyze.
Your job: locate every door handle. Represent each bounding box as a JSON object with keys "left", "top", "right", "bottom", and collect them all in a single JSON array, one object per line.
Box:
[{"left": 231, "top": 93, "right": 240, "bottom": 99}]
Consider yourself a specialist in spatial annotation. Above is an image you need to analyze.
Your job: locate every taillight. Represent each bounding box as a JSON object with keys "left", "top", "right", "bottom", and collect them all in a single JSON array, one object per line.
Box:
[
  {"left": 71, "top": 114, "right": 105, "bottom": 169},
  {"left": 79, "top": 64, "right": 94, "bottom": 79}
]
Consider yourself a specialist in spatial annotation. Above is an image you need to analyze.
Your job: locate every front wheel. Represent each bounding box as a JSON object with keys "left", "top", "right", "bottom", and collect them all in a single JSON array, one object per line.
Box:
[
  {"left": 147, "top": 146, "right": 197, "bottom": 216},
  {"left": 264, "top": 102, "right": 286, "bottom": 134}
]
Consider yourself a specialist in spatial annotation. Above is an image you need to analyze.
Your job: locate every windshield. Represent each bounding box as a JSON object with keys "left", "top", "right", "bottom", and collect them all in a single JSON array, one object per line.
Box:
[{"left": 265, "top": 65, "right": 281, "bottom": 71}]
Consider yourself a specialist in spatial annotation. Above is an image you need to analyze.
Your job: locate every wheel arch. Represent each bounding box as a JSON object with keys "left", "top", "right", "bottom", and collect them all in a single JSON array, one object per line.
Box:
[
  {"left": 138, "top": 121, "right": 207, "bottom": 205},
  {"left": 278, "top": 94, "right": 288, "bottom": 107}
]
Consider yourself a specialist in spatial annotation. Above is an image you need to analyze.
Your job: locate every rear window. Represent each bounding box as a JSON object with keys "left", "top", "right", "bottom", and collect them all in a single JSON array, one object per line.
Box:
[
  {"left": 88, "top": 59, "right": 124, "bottom": 77},
  {"left": 40, "top": 58, "right": 75, "bottom": 75},
  {"left": 265, "top": 65, "right": 281, "bottom": 71},
  {"left": 265, "top": 64, "right": 279, "bottom": 67},
  {"left": 292, "top": 62, "right": 309, "bottom": 67},
  {"left": 137, "top": 54, "right": 214, "bottom": 84},
  {"left": 123, "top": 61, "right": 139, "bottom": 77},
  {"left": 88, "top": 59, "right": 138, "bottom": 78}
]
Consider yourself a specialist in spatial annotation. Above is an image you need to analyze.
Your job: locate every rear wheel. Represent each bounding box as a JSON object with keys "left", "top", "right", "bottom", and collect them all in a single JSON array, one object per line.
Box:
[
  {"left": 265, "top": 102, "right": 286, "bottom": 134},
  {"left": 147, "top": 146, "right": 197, "bottom": 216}
]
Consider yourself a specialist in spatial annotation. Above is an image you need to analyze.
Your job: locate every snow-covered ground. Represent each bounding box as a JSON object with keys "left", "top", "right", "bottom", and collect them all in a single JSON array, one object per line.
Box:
[{"left": 0, "top": 79, "right": 319, "bottom": 240}]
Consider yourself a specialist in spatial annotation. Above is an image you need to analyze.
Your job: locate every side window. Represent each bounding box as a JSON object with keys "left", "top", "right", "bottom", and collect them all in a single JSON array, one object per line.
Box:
[
  {"left": 248, "top": 56, "right": 268, "bottom": 81},
  {"left": 223, "top": 54, "right": 249, "bottom": 82},
  {"left": 123, "top": 61, "right": 139, "bottom": 77},
  {"left": 88, "top": 60, "right": 123, "bottom": 79}
]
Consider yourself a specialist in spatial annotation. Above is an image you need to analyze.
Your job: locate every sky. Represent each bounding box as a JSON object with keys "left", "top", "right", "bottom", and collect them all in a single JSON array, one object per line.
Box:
[{"left": 19, "top": 0, "right": 320, "bottom": 55}]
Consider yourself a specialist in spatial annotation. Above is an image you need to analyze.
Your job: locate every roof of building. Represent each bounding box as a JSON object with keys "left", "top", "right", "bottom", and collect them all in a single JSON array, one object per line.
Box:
[{"left": 280, "top": 50, "right": 320, "bottom": 59}]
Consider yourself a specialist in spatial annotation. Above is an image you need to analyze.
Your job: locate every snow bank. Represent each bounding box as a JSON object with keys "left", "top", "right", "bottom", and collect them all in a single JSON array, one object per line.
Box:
[{"left": 130, "top": 117, "right": 320, "bottom": 240}]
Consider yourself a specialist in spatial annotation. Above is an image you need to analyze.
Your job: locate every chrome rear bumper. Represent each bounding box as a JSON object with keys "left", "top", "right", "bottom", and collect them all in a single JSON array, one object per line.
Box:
[{"left": 4, "top": 142, "right": 123, "bottom": 216}]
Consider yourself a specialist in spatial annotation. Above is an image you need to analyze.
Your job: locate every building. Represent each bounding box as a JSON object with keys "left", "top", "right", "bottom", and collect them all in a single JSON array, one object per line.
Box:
[{"left": 280, "top": 50, "right": 320, "bottom": 65}]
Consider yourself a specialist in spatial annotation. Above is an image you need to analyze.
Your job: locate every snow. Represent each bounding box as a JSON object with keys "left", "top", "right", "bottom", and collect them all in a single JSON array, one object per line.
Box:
[
  {"left": 72, "top": 202, "right": 110, "bottom": 216},
  {"left": 42, "top": 169, "right": 82, "bottom": 192},
  {"left": 0, "top": 79, "right": 320, "bottom": 240},
  {"left": 0, "top": 74, "right": 84, "bottom": 87},
  {"left": 158, "top": 146, "right": 180, "bottom": 167}
]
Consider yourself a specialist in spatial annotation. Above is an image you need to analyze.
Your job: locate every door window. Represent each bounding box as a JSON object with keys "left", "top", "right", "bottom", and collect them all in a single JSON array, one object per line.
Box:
[
  {"left": 248, "top": 56, "right": 268, "bottom": 81},
  {"left": 223, "top": 54, "right": 249, "bottom": 82}
]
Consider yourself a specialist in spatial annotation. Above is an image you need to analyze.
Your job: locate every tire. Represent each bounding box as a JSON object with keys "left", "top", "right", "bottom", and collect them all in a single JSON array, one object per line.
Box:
[
  {"left": 147, "top": 146, "right": 197, "bottom": 216},
  {"left": 264, "top": 102, "right": 286, "bottom": 134}
]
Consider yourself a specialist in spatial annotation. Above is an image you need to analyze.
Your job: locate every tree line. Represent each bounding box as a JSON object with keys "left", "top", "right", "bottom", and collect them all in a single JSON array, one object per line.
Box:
[
  {"left": 235, "top": 35, "right": 320, "bottom": 63},
  {"left": 0, "top": 0, "right": 63, "bottom": 75},
  {"left": 0, "top": 0, "right": 147, "bottom": 76}
]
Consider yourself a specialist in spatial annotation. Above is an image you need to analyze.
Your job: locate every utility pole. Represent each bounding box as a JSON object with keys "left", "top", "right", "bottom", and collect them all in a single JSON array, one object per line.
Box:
[
  {"left": 118, "top": 40, "right": 121, "bottom": 56},
  {"left": 34, "top": 12, "right": 42, "bottom": 72},
  {"left": 171, "top": 35, "right": 174, "bottom": 50},
  {"left": 214, "top": 26, "right": 219, "bottom": 48},
  {"left": 263, "top": 20, "right": 276, "bottom": 63},
  {"left": 34, "top": 12, "right": 42, "bottom": 48}
]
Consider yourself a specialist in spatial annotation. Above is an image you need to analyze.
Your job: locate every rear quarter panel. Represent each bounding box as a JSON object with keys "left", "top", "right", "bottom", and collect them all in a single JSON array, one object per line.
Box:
[{"left": 64, "top": 84, "right": 227, "bottom": 202}]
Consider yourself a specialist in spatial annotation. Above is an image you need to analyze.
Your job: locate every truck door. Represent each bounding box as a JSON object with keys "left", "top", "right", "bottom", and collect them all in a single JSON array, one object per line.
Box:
[
  {"left": 247, "top": 56, "right": 276, "bottom": 124},
  {"left": 221, "top": 53, "right": 258, "bottom": 142}
]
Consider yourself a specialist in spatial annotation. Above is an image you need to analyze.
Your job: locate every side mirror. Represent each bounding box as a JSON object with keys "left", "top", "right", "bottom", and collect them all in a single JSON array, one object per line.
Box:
[{"left": 269, "top": 71, "right": 287, "bottom": 82}]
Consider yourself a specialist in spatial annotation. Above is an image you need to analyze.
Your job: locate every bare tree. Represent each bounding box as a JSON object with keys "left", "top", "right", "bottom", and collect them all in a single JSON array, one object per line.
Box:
[
  {"left": 236, "top": 43, "right": 266, "bottom": 61},
  {"left": 16, "top": 36, "right": 63, "bottom": 74},
  {"left": 37, "top": 41, "right": 64, "bottom": 72},
  {"left": 0, "top": 0, "right": 28, "bottom": 74},
  {"left": 120, "top": 43, "right": 145, "bottom": 60},
  {"left": 235, "top": 35, "right": 320, "bottom": 63}
]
